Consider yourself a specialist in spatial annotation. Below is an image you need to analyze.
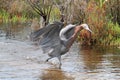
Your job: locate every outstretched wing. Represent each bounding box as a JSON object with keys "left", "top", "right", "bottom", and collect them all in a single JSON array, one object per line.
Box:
[
  {"left": 30, "top": 21, "right": 63, "bottom": 40},
  {"left": 35, "top": 21, "right": 64, "bottom": 53},
  {"left": 30, "top": 24, "right": 56, "bottom": 41}
]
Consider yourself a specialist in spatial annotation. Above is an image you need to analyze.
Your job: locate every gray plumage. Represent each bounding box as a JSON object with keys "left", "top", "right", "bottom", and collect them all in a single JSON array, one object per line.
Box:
[
  {"left": 30, "top": 21, "right": 92, "bottom": 69},
  {"left": 30, "top": 21, "right": 75, "bottom": 68}
]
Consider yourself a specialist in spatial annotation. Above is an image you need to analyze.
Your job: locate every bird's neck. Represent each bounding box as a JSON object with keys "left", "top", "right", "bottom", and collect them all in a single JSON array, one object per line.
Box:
[
  {"left": 66, "top": 26, "right": 83, "bottom": 49},
  {"left": 74, "top": 25, "right": 83, "bottom": 35}
]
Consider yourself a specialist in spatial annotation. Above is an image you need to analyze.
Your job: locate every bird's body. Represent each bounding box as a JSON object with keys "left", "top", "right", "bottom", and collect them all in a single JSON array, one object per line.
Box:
[{"left": 30, "top": 21, "right": 92, "bottom": 69}]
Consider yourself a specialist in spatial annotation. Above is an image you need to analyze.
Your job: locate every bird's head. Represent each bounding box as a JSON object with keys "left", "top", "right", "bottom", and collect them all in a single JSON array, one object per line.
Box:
[{"left": 80, "top": 24, "right": 92, "bottom": 33}]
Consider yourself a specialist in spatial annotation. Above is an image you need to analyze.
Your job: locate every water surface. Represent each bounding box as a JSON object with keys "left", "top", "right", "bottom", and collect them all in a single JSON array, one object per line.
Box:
[{"left": 0, "top": 23, "right": 120, "bottom": 80}]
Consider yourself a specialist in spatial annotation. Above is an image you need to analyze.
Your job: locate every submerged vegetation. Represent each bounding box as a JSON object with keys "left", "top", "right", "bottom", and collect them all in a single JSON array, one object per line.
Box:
[{"left": 0, "top": 0, "right": 120, "bottom": 46}]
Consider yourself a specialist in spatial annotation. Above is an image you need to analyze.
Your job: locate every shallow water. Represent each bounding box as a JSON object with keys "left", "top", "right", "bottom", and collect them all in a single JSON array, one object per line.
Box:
[{"left": 0, "top": 23, "right": 120, "bottom": 80}]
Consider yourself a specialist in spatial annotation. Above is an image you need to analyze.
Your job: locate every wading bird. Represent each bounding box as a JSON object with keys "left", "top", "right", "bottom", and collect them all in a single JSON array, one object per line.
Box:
[{"left": 30, "top": 21, "right": 92, "bottom": 69}]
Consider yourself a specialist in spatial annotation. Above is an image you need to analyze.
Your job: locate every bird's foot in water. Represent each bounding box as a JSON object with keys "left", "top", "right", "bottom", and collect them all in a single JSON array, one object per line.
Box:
[
  {"left": 45, "top": 58, "right": 55, "bottom": 66},
  {"left": 58, "top": 62, "right": 62, "bottom": 69},
  {"left": 45, "top": 57, "right": 52, "bottom": 62},
  {"left": 58, "top": 65, "right": 61, "bottom": 69},
  {"left": 45, "top": 58, "right": 61, "bottom": 69}
]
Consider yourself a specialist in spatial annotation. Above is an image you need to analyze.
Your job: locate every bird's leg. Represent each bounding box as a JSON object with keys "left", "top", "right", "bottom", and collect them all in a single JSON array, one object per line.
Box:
[
  {"left": 58, "top": 56, "right": 62, "bottom": 69},
  {"left": 45, "top": 57, "right": 52, "bottom": 62}
]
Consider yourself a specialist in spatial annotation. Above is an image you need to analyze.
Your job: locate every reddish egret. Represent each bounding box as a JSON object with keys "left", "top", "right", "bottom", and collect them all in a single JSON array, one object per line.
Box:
[{"left": 30, "top": 21, "right": 92, "bottom": 69}]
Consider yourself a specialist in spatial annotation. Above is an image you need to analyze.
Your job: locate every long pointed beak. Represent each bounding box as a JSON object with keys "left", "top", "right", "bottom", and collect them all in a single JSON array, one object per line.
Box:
[
  {"left": 85, "top": 28, "right": 92, "bottom": 33},
  {"left": 88, "top": 29, "right": 92, "bottom": 33},
  {"left": 80, "top": 24, "right": 92, "bottom": 33}
]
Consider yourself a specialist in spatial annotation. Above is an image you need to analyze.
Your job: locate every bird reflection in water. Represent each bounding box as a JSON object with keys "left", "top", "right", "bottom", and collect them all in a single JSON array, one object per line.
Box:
[{"left": 40, "top": 69, "right": 74, "bottom": 80}]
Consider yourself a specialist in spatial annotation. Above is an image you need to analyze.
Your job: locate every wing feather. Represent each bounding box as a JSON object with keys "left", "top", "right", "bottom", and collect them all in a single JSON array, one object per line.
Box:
[{"left": 38, "top": 21, "right": 64, "bottom": 53}]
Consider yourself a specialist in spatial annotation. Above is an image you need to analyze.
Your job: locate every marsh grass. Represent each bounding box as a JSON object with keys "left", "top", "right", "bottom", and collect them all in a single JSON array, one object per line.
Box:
[
  {"left": 0, "top": 9, "right": 27, "bottom": 24},
  {"left": 0, "top": 10, "right": 9, "bottom": 23},
  {"left": 82, "top": 0, "right": 120, "bottom": 46},
  {"left": 50, "top": 7, "right": 60, "bottom": 22}
]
